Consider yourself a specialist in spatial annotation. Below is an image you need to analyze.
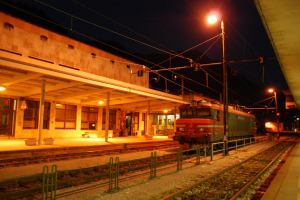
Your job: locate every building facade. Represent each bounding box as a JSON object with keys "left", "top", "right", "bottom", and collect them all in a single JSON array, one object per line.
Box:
[{"left": 0, "top": 12, "right": 187, "bottom": 140}]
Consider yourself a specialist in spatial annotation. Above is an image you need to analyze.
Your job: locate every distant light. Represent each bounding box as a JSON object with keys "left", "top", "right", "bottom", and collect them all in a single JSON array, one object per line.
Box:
[
  {"left": 0, "top": 86, "right": 6, "bottom": 92},
  {"left": 20, "top": 100, "right": 27, "bottom": 110},
  {"left": 267, "top": 88, "right": 274, "bottom": 93},
  {"left": 98, "top": 100, "right": 104, "bottom": 105},
  {"left": 56, "top": 103, "right": 62, "bottom": 108},
  {"left": 265, "top": 122, "right": 273, "bottom": 128},
  {"left": 297, "top": 118, "right": 300, "bottom": 121},
  {"left": 163, "top": 109, "right": 168, "bottom": 113},
  {"left": 207, "top": 14, "right": 219, "bottom": 25}
]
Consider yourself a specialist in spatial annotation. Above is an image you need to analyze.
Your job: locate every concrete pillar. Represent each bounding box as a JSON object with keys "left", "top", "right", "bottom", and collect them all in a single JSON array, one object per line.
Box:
[
  {"left": 165, "top": 114, "right": 168, "bottom": 131},
  {"left": 76, "top": 105, "right": 82, "bottom": 131},
  {"left": 38, "top": 79, "right": 45, "bottom": 145},
  {"left": 98, "top": 108, "right": 103, "bottom": 137},
  {"left": 105, "top": 92, "right": 110, "bottom": 142},
  {"left": 14, "top": 98, "right": 24, "bottom": 138},
  {"left": 138, "top": 112, "right": 143, "bottom": 136},
  {"left": 146, "top": 101, "right": 150, "bottom": 135},
  {"left": 49, "top": 101, "right": 56, "bottom": 132},
  {"left": 173, "top": 107, "right": 177, "bottom": 134}
]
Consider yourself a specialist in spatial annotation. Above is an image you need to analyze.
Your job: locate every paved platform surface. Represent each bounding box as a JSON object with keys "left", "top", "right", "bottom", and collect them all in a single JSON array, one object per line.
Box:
[
  {"left": 262, "top": 143, "right": 300, "bottom": 200},
  {"left": 0, "top": 136, "right": 170, "bottom": 152}
]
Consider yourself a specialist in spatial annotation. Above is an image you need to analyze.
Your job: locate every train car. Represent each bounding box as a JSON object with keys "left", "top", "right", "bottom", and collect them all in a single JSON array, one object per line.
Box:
[{"left": 174, "top": 100, "right": 256, "bottom": 144}]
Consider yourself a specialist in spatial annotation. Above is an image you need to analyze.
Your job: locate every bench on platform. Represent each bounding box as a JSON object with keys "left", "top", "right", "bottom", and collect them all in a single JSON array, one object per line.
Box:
[
  {"left": 24, "top": 138, "right": 36, "bottom": 146},
  {"left": 144, "top": 135, "right": 153, "bottom": 140},
  {"left": 44, "top": 138, "right": 54, "bottom": 145}
]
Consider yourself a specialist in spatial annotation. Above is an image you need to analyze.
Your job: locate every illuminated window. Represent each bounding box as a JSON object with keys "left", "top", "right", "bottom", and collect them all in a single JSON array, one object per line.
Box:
[
  {"left": 55, "top": 104, "right": 76, "bottom": 129},
  {"left": 81, "top": 106, "right": 98, "bottom": 130},
  {"left": 23, "top": 100, "right": 50, "bottom": 129}
]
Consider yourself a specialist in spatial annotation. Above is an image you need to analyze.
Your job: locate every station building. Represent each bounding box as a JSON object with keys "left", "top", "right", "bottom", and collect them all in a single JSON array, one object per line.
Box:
[{"left": 0, "top": 12, "right": 188, "bottom": 142}]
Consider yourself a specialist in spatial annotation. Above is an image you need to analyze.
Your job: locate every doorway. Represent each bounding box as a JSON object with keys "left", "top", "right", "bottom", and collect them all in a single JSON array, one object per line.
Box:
[
  {"left": 125, "top": 114, "right": 132, "bottom": 136},
  {"left": 0, "top": 98, "right": 15, "bottom": 137}
]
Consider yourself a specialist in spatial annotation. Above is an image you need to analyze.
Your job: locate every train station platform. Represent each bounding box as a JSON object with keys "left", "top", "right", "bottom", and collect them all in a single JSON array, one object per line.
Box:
[
  {"left": 0, "top": 136, "right": 170, "bottom": 152},
  {"left": 262, "top": 142, "right": 300, "bottom": 200}
]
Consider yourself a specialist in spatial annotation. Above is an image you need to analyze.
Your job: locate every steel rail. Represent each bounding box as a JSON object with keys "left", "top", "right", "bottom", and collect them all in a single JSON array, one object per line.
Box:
[
  {"left": 159, "top": 142, "right": 293, "bottom": 200},
  {"left": 229, "top": 142, "right": 295, "bottom": 200}
]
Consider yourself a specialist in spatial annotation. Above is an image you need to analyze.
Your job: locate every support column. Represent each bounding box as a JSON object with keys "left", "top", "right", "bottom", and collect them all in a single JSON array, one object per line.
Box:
[
  {"left": 38, "top": 79, "right": 45, "bottom": 145},
  {"left": 97, "top": 108, "right": 103, "bottom": 137},
  {"left": 105, "top": 92, "right": 110, "bottom": 142},
  {"left": 173, "top": 107, "right": 177, "bottom": 135},
  {"left": 146, "top": 101, "right": 150, "bottom": 135},
  {"left": 165, "top": 114, "right": 167, "bottom": 132}
]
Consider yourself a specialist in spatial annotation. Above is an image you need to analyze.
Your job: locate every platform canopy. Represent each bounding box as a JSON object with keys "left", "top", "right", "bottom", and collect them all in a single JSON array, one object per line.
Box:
[
  {"left": 255, "top": 0, "right": 300, "bottom": 108},
  {"left": 0, "top": 51, "right": 188, "bottom": 112}
]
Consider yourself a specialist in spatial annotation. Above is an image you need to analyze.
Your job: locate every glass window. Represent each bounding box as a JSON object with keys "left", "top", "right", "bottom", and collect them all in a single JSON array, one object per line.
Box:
[
  {"left": 23, "top": 100, "right": 50, "bottom": 129},
  {"left": 55, "top": 104, "right": 76, "bottom": 129},
  {"left": 196, "top": 108, "right": 211, "bottom": 118},
  {"left": 81, "top": 106, "right": 98, "bottom": 130},
  {"left": 179, "top": 106, "right": 211, "bottom": 118}
]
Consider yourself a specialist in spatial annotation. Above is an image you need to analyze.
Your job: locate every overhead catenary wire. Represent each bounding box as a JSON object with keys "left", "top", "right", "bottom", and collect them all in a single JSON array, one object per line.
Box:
[
  {"left": 32, "top": 0, "right": 227, "bottom": 89},
  {"left": 73, "top": 0, "right": 227, "bottom": 90},
  {"left": 155, "top": 34, "right": 221, "bottom": 66},
  {"left": 74, "top": 0, "right": 224, "bottom": 94},
  {"left": 73, "top": 0, "right": 177, "bottom": 54},
  {"left": 32, "top": 0, "right": 192, "bottom": 62},
  {"left": 2, "top": 1, "right": 224, "bottom": 95},
  {"left": 2, "top": 1, "right": 199, "bottom": 93},
  {"left": 24, "top": 0, "right": 225, "bottom": 95}
]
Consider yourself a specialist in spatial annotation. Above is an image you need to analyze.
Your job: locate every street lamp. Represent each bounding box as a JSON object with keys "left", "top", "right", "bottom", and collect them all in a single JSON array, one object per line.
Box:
[
  {"left": 207, "top": 13, "right": 228, "bottom": 155},
  {"left": 267, "top": 88, "right": 280, "bottom": 140}
]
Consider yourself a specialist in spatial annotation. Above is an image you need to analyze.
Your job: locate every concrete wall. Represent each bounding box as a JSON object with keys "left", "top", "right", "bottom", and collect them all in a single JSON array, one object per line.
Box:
[{"left": 0, "top": 12, "right": 149, "bottom": 87}]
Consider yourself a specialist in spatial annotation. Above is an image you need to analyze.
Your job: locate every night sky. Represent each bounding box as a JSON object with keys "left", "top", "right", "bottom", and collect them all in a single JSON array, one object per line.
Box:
[{"left": 0, "top": 0, "right": 288, "bottom": 106}]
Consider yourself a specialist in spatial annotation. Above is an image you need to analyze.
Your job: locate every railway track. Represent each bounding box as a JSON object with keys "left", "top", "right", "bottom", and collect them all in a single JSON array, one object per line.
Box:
[
  {"left": 161, "top": 141, "right": 295, "bottom": 200},
  {"left": 0, "top": 140, "right": 179, "bottom": 168}
]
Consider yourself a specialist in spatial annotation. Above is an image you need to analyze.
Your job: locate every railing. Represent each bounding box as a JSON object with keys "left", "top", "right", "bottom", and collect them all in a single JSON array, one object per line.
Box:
[{"left": 210, "top": 137, "right": 259, "bottom": 160}]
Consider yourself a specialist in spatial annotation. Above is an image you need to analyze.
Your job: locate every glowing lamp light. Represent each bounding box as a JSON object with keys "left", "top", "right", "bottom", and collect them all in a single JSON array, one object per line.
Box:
[
  {"left": 20, "top": 100, "right": 27, "bottom": 110},
  {"left": 163, "top": 109, "right": 168, "bottom": 113},
  {"left": 98, "top": 100, "right": 104, "bottom": 105},
  {"left": 0, "top": 86, "right": 6, "bottom": 92},
  {"left": 56, "top": 103, "right": 62, "bottom": 108},
  {"left": 207, "top": 14, "right": 219, "bottom": 25},
  {"left": 267, "top": 88, "right": 274, "bottom": 93},
  {"left": 265, "top": 122, "right": 273, "bottom": 128}
]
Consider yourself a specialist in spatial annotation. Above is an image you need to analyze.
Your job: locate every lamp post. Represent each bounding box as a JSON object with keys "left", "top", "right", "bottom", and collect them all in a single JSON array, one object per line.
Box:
[
  {"left": 268, "top": 88, "right": 280, "bottom": 140},
  {"left": 207, "top": 14, "right": 228, "bottom": 155}
]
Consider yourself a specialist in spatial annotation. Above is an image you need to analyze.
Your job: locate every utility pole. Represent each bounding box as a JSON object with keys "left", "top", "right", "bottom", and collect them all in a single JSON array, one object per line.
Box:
[{"left": 221, "top": 20, "right": 229, "bottom": 155}]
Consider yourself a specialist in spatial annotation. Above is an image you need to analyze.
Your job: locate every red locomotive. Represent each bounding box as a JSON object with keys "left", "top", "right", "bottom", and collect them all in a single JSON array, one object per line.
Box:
[{"left": 174, "top": 100, "right": 256, "bottom": 144}]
